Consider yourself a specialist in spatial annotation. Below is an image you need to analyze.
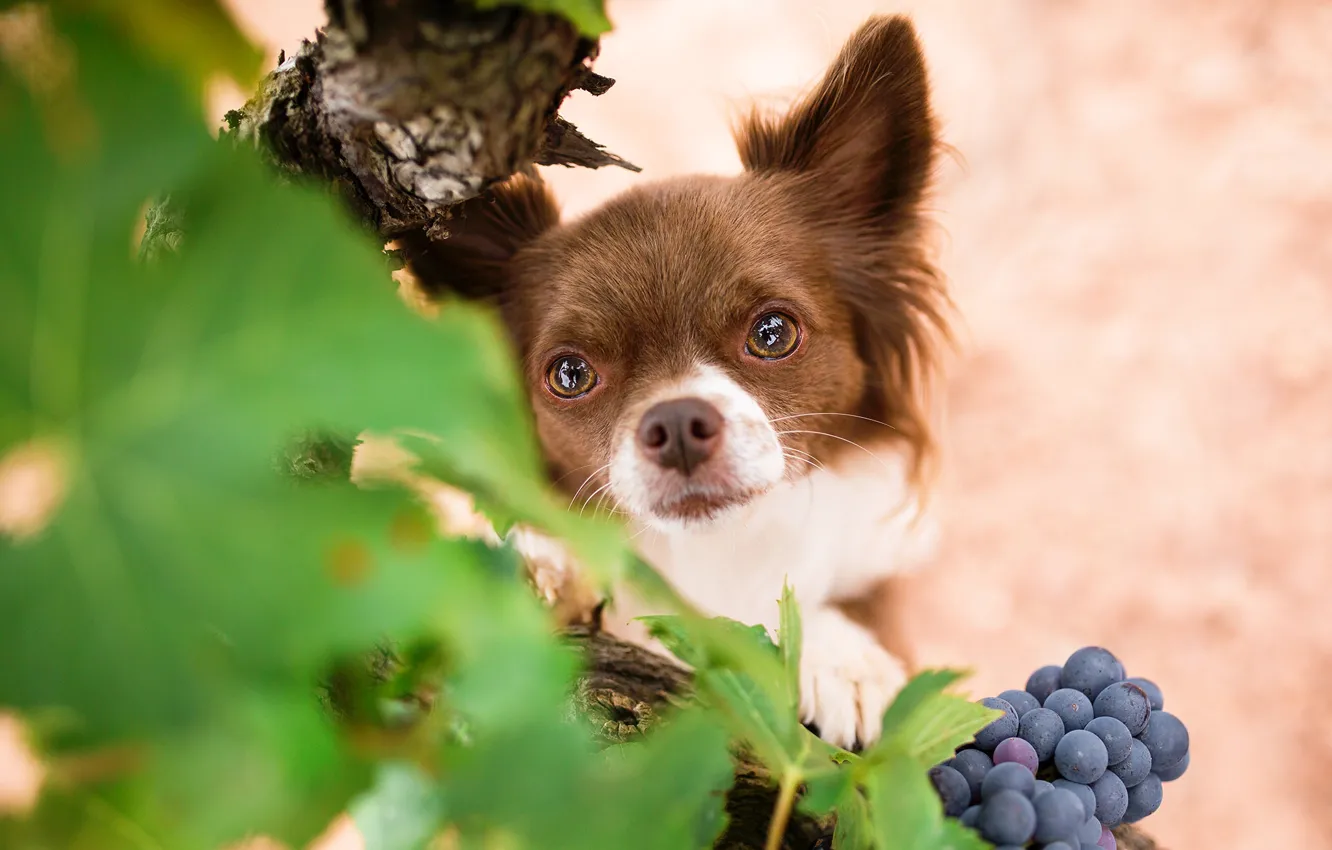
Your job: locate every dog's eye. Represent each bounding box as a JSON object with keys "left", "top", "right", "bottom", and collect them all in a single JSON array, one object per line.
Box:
[
  {"left": 746, "top": 312, "right": 800, "bottom": 360},
  {"left": 546, "top": 355, "right": 598, "bottom": 399}
]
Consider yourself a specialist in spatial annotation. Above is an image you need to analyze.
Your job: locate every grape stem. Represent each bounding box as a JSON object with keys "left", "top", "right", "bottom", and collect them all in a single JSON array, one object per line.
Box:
[{"left": 765, "top": 769, "right": 801, "bottom": 850}]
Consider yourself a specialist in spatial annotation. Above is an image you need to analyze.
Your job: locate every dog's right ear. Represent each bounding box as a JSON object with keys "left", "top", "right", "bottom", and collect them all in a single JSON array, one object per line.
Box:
[{"left": 395, "top": 172, "right": 560, "bottom": 302}]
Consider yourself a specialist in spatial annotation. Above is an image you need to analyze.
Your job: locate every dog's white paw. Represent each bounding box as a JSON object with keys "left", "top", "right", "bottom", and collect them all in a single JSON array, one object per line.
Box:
[{"left": 799, "top": 608, "right": 909, "bottom": 750}]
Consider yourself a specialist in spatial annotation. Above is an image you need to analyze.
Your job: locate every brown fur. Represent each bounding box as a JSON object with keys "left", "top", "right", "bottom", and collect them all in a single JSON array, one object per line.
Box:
[{"left": 402, "top": 15, "right": 949, "bottom": 501}]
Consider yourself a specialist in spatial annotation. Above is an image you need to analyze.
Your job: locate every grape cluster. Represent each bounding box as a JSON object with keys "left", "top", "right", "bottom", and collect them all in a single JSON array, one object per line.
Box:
[{"left": 928, "top": 647, "right": 1189, "bottom": 849}]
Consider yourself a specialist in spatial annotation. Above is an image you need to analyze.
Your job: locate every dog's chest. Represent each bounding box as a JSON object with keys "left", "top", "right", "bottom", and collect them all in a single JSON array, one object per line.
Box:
[{"left": 608, "top": 451, "right": 936, "bottom": 636}]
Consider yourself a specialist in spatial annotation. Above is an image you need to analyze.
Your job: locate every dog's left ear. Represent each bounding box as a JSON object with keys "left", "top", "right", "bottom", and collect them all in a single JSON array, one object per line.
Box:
[
  {"left": 736, "top": 16, "right": 946, "bottom": 478},
  {"left": 394, "top": 172, "right": 560, "bottom": 303},
  {"left": 735, "top": 15, "right": 935, "bottom": 229}
]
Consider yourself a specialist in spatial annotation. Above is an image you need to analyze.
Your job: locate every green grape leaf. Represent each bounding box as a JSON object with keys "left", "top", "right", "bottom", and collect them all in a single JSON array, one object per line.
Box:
[
  {"left": 877, "top": 669, "right": 966, "bottom": 740},
  {"left": 864, "top": 669, "right": 998, "bottom": 768},
  {"left": 864, "top": 744, "right": 949, "bottom": 850},
  {"left": 895, "top": 694, "right": 1001, "bottom": 768},
  {"left": 938, "top": 818, "right": 991, "bottom": 850},
  {"left": 472, "top": 0, "right": 612, "bottom": 37},
  {"left": 641, "top": 613, "right": 796, "bottom": 770}
]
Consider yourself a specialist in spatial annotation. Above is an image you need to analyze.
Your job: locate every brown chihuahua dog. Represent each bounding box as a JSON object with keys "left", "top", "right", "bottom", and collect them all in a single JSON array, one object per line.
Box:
[{"left": 391, "top": 15, "right": 949, "bottom": 748}]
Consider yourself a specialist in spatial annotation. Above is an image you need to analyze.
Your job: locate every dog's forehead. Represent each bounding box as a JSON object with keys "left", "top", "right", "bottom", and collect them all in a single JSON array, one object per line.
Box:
[{"left": 524, "top": 177, "right": 823, "bottom": 352}]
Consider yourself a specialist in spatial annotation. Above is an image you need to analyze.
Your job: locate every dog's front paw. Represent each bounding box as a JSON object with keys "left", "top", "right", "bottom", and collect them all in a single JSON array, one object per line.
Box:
[
  {"left": 799, "top": 608, "right": 908, "bottom": 750},
  {"left": 508, "top": 526, "right": 603, "bottom": 628}
]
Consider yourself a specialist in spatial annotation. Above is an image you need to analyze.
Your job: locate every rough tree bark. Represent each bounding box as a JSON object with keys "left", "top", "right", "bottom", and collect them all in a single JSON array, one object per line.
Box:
[
  {"left": 227, "top": 0, "right": 637, "bottom": 240},
  {"left": 253, "top": 3, "right": 1163, "bottom": 848}
]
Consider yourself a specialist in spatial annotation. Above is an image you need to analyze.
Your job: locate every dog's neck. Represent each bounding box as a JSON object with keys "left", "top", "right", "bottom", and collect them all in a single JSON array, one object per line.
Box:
[{"left": 610, "top": 442, "right": 935, "bottom": 634}]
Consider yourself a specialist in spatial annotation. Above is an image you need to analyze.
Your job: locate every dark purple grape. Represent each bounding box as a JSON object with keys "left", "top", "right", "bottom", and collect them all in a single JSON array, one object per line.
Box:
[
  {"left": 1033, "top": 787, "right": 1086, "bottom": 844},
  {"left": 1085, "top": 716, "right": 1133, "bottom": 765},
  {"left": 960, "top": 805, "right": 982, "bottom": 828},
  {"left": 1098, "top": 823, "right": 1118, "bottom": 849},
  {"left": 999, "top": 688, "right": 1041, "bottom": 717},
  {"left": 1055, "top": 729, "right": 1108, "bottom": 784},
  {"left": 1137, "top": 712, "right": 1189, "bottom": 772},
  {"left": 949, "top": 748, "right": 993, "bottom": 804},
  {"left": 1053, "top": 778, "right": 1097, "bottom": 821},
  {"left": 978, "top": 790, "right": 1037, "bottom": 845},
  {"left": 1108, "top": 739, "right": 1152, "bottom": 788},
  {"left": 1155, "top": 751, "right": 1189, "bottom": 782},
  {"left": 1026, "top": 664, "right": 1064, "bottom": 704},
  {"left": 1019, "top": 707, "right": 1066, "bottom": 762},
  {"left": 1061, "top": 647, "right": 1123, "bottom": 700},
  {"left": 1033, "top": 779, "right": 1055, "bottom": 798},
  {"left": 929, "top": 764, "right": 971, "bottom": 818},
  {"left": 1091, "top": 771, "right": 1128, "bottom": 826},
  {"left": 1125, "top": 677, "right": 1164, "bottom": 711},
  {"left": 1043, "top": 844, "right": 1075, "bottom": 850},
  {"left": 983, "top": 761, "right": 1036, "bottom": 801},
  {"left": 1124, "top": 772, "right": 1163, "bottom": 822},
  {"left": 1094, "top": 682, "right": 1151, "bottom": 736},
  {"left": 1045, "top": 688, "right": 1095, "bottom": 731},
  {"left": 1077, "top": 814, "right": 1103, "bottom": 844},
  {"left": 975, "top": 697, "right": 1021, "bottom": 751},
  {"left": 993, "top": 736, "right": 1039, "bottom": 773}
]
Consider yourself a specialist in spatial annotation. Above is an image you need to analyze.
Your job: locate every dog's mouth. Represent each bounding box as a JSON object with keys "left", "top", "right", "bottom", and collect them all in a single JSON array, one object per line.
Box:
[{"left": 648, "top": 483, "right": 767, "bottom": 523}]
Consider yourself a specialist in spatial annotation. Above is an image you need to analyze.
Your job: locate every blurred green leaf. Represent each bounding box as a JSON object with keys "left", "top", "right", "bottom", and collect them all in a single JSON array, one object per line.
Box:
[
  {"left": 0, "top": 6, "right": 588, "bottom": 747},
  {"left": 443, "top": 708, "right": 733, "bottom": 849},
  {"left": 399, "top": 431, "right": 627, "bottom": 584},
  {"left": 800, "top": 767, "right": 852, "bottom": 816},
  {"left": 143, "top": 689, "right": 373, "bottom": 847},
  {"left": 0, "top": 687, "right": 369, "bottom": 850},
  {"left": 832, "top": 785, "right": 873, "bottom": 850},
  {"left": 62, "top": 0, "right": 264, "bottom": 89},
  {"left": 778, "top": 582, "right": 801, "bottom": 716},
  {"left": 473, "top": 0, "right": 612, "bottom": 37},
  {"left": 352, "top": 762, "right": 445, "bottom": 850}
]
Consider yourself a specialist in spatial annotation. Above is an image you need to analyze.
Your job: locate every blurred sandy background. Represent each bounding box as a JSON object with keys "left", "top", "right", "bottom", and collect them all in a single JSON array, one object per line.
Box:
[{"left": 5, "top": 1, "right": 1331, "bottom": 848}]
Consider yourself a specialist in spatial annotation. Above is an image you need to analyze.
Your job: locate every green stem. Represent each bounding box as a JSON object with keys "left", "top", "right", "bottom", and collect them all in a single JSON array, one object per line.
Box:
[{"left": 764, "top": 770, "right": 801, "bottom": 850}]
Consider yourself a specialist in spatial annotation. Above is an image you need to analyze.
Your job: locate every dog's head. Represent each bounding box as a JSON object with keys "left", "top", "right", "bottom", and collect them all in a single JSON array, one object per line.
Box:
[{"left": 401, "top": 16, "right": 948, "bottom": 528}]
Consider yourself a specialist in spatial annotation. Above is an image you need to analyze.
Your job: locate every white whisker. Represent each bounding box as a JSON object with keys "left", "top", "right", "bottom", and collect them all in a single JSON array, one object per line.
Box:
[
  {"left": 782, "top": 449, "right": 825, "bottom": 474},
  {"left": 776, "top": 429, "right": 895, "bottom": 476},
  {"left": 768, "top": 411, "right": 897, "bottom": 431},
  {"left": 567, "top": 464, "right": 611, "bottom": 511},
  {"left": 579, "top": 481, "right": 614, "bottom": 517}
]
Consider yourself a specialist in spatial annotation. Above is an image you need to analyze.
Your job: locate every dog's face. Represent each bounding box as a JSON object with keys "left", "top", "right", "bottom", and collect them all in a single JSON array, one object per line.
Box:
[{"left": 401, "top": 17, "right": 947, "bottom": 527}]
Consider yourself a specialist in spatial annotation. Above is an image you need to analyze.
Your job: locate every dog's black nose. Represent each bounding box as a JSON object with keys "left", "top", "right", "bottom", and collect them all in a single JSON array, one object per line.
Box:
[{"left": 637, "top": 397, "right": 724, "bottom": 475}]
